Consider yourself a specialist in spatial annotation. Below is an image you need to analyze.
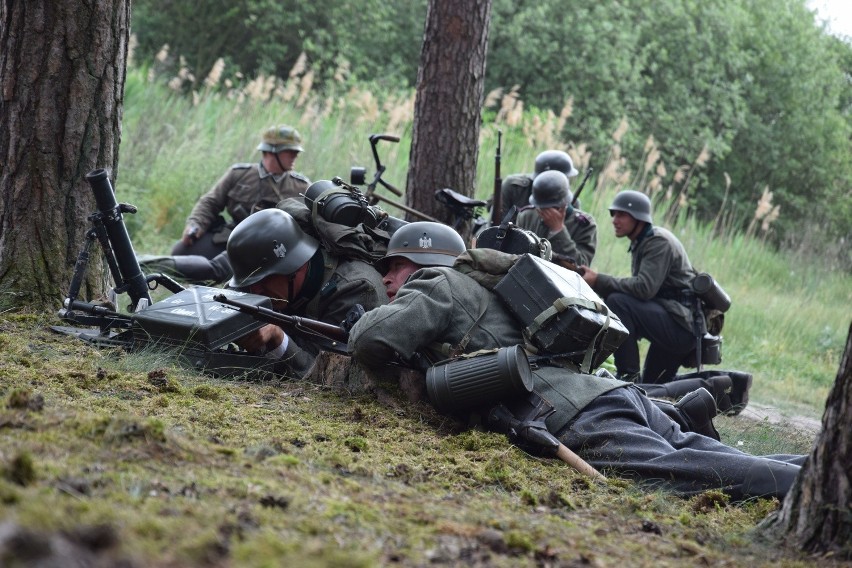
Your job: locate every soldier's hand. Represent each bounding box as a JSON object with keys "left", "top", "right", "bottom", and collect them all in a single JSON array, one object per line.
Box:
[
  {"left": 181, "top": 224, "right": 202, "bottom": 246},
  {"left": 235, "top": 324, "right": 286, "bottom": 356},
  {"left": 537, "top": 207, "right": 567, "bottom": 233},
  {"left": 580, "top": 266, "right": 597, "bottom": 287}
]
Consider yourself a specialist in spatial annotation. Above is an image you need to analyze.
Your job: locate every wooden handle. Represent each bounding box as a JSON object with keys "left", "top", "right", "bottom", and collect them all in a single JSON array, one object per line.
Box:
[{"left": 555, "top": 443, "right": 607, "bottom": 480}]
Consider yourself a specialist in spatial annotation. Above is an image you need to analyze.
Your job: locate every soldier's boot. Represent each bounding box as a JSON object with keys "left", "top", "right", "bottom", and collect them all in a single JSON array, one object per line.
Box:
[
  {"left": 641, "top": 376, "right": 733, "bottom": 414},
  {"left": 651, "top": 387, "right": 720, "bottom": 441},
  {"left": 674, "top": 387, "right": 720, "bottom": 440},
  {"left": 725, "top": 371, "right": 753, "bottom": 416}
]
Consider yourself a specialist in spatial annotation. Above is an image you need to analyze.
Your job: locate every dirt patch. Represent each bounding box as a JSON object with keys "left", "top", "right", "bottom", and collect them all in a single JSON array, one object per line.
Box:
[{"left": 735, "top": 402, "right": 822, "bottom": 436}]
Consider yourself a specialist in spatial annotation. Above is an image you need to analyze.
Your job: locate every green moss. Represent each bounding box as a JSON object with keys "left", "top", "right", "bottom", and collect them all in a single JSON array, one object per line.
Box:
[
  {"left": 504, "top": 530, "right": 535, "bottom": 552},
  {"left": 192, "top": 384, "right": 221, "bottom": 401},
  {"left": 4, "top": 451, "right": 36, "bottom": 486},
  {"left": 344, "top": 436, "right": 367, "bottom": 452}
]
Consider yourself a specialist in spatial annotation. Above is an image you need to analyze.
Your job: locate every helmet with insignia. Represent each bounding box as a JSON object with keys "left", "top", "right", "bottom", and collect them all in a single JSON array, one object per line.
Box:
[
  {"left": 609, "top": 189, "right": 653, "bottom": 223},
  {"left": 534, "top": 150, "right": 579, "bottom": 178},
  {"left": 529, "top": 170, "right": 572, "bottom": 208},
  {"left": 227, "top": 209, "right": 319, "bottom": 288},
  {"left": 374, "top": 221, "right": 466, "bottom": 274},
  {"left": 257, "top": 125, "right": 304, "bottom": 153}
]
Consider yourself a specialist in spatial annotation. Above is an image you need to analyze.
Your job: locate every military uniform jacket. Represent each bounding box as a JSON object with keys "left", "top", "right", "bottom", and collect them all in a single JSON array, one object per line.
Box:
[
  {"left": 516, "top": 207, "right": 597, "bottom": 266},
  {"left": 279, "top": 248, "right": 387, "bottom": 375},
  {"left": 593, "top": 226, "right": 702, "bottom": 334},
  {"left": 187, "top": 162, "right": 310, "bottom": 232},
  {"left": 499, "top": 173, "right": 534, "bottom": 214},
  {"left": 349, "top": 266, "right": 626, "bottom": 433}
]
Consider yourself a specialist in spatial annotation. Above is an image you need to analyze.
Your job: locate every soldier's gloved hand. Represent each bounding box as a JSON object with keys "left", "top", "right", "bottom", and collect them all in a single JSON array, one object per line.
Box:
[
  {"left": 181, "top": 223, "right": 203, "bottom": 246},
  {"left": 341, "top": 304, "right": 366, "bottom": 334},
  {"left": 235, "top": 324, "right": 288, "bottom": 358}
]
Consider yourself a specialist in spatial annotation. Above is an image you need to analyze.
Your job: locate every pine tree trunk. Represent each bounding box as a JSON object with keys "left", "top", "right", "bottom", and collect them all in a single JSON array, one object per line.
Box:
[
  {"left": 0, "top": 1, "right": 130, "bottom": 310},
  {"left": 406, "top": 0, "right": 492, "bottom": 237},
  {"left": 760, "top": 321, "right": 852, "bottom": 559}
]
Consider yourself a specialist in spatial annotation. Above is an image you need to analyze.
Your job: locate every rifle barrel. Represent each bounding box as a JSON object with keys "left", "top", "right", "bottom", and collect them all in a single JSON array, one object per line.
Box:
[{"left": 213, "top": 294, "right": 349, "bottom": 344}]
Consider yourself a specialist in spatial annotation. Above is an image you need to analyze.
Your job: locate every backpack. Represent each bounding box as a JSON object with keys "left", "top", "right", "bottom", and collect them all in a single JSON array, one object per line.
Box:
[
  {"left": 276, "top": 197, "right": 389, "bottom": 263},
  {"left": 454, "top": 249, "right": 628, "bottom": 372}
]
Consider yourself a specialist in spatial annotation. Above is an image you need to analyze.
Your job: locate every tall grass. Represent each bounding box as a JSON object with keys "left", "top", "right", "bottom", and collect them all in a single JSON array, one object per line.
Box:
[{"left": 119, "top": 63, "right": 851, "bottom": 419}]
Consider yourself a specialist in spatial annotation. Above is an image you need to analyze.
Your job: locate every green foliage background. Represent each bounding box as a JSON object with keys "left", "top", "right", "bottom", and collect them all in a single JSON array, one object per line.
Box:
[{"left": 130, "top": 0, "right": 852, "bottom": 264}]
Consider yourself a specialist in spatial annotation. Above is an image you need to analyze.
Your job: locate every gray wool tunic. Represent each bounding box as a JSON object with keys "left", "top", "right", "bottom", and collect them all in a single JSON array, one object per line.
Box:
[
  {"left": 348, "top": 266, "right": 625, "bottom": 433},
  {"left": 593, "top": 225, "right": 702, "bottom": 334}
]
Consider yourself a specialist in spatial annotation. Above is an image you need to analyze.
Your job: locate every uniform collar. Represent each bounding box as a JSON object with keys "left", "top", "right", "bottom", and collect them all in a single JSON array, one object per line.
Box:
[
  {"left": 258, "top": 162, "right": 289, "bottom": 183},
  {"left": 628, "top": 223, "right": 654, "bottom": 252}
]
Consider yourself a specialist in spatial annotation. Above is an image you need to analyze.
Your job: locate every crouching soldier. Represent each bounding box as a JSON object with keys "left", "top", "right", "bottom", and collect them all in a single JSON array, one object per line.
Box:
[{"left": 349, "top": 221, "right": 805, "bottom": 501}]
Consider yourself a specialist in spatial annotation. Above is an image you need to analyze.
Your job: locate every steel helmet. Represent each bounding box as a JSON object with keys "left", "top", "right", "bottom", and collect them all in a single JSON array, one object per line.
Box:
[
  {"left": 257, "top": 125, "right": 304, "bottom": 153},
  {"left": 609, "top": 190, "right": 653, "bottom": 223},
  {"left": 227, "top": 208, "right": 319, "bottom": 288},
  {"left": 529, "top": 170, "right": 572, "bottom": 208},
  {"left": 534, "top": 150, "right": 579, "bottom": 178},
  {"left": 374, "top": 221, "right": 466, "bottom": 274}
]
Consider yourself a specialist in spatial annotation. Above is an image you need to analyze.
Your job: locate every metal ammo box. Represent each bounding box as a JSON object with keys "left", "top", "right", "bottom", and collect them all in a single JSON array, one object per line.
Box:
[
  {"left": 131, "top": 286, "right": 271, "bottom": 351},
  {"left": 493, "top": 254, "right": 628, "bottom": 370}
]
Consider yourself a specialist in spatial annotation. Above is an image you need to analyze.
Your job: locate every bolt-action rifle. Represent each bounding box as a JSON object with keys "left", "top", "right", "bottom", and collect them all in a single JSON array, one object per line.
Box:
[
  {"left": 490, "top": 130, "right": 503, "bottom": 226},
  {"left": 570, "top": 166, "right": 593, "bottom": 209},
  {"left": 213, "top": 294, "right": 351, "bottom": 356}
]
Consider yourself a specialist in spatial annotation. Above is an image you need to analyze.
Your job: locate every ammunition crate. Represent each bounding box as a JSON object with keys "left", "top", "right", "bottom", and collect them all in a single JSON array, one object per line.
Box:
[
  {"left": 493, "top": 254, "right": 628, "bottom": 369},
  {"left": 131, "top": 286, "right": 271, "bottom": 351}
]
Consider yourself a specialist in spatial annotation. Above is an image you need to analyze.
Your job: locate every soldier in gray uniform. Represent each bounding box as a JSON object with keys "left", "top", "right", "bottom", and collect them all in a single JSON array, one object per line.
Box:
[
  {"left": 349, "top": 222, "right": 805, "bottom": 501},
  {"left": 515, "top": 170, "right": 597, "bottom": 267},
  {"left": 501, "top": 149, "right": 579, "bottom": 214},
  {"left": 581, "top": 190, "right": 704, "bottom": 383},
  {"left": 227, "top": 208, "right": 386, "bottom": 377},
  {"left": 172, "top": 125, "right": 311, "bottom": 259}
]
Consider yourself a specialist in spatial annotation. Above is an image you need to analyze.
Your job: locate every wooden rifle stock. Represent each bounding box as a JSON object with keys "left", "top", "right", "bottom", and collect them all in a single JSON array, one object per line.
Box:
[{"left": 213, "top": 294, "right": 349, "bottom": 346}]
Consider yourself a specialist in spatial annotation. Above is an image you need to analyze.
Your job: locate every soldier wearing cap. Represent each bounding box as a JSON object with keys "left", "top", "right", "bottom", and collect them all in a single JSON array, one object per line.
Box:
[
  {"left": 515, "top": 170, "right": 597, "bottom": 267},
  {"left": 172, "top": 125, "right": 311, "bottom": 259}
]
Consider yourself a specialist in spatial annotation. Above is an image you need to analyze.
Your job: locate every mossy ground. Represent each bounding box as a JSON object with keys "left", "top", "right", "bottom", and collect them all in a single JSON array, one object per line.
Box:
[{"left": 0, "top": 313, "right": 840, "bottom": 567}]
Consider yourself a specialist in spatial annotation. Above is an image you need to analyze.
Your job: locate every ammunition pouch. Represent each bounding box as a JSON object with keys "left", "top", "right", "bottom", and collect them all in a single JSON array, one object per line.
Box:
[
  {"left": 425, "top": 346, "right": 534, "bottom": 414},
  {"left": 681, "top": 333, "right": 723, "bottom": 368},
  {"left": 208, "top": 215, "right": 232, "bottom": 245}
]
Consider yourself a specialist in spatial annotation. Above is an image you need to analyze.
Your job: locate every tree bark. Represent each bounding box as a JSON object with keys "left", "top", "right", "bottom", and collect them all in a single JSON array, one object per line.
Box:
[
  {"left": 406, "top": 0, "right": 492, "bottom": 238},
  {"left": 0, "top": 1, "right": 130, "bottom": 310},
  {"left": 760, "top": 321, "right": 852, "bottom": 559}
]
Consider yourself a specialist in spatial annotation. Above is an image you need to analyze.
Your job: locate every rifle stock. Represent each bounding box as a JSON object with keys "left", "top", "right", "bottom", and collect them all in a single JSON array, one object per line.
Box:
[
  {"left": 213, "top": 294, "right": 350, "bottom": 352},
  {"left": 550, "top": 253, "right": 585, "bottom": 275}
]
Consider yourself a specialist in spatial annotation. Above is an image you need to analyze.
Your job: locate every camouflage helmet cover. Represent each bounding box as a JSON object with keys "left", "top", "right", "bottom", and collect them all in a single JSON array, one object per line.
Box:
[
  {"left": 257, "top": 125, "right": 304, "bottom": 153},
  {"left": 534, "top": 150, "right": 579, "bottom": 178},
  {"left": 227, "top": 208, "right": 319, "bottom": 288},
  {"left": 374, "top": 221, "right": 466, "bottom": 274}
]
